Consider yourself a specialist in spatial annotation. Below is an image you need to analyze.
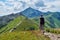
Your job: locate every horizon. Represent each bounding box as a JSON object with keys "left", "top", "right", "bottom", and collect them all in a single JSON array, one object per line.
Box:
[{"left": 0, "top": 0, "right": 60, "bottom": 16}]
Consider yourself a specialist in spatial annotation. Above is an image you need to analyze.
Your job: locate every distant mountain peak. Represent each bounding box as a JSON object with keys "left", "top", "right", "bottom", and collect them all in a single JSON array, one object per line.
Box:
[
  {"left": 27, "top": 7, "right": 33, "bottom": 9},
  {"left": 25, "top": 7, "right": 36, "bottom": 11},
  {"left": 19, "top": 7, "right": 43, "bottom": 18}
]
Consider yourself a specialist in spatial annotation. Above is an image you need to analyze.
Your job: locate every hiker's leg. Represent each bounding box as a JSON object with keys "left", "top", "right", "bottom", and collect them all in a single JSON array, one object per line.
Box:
[
  {"left": 40, "top": 25, "right": 43, "bottom": 33},
  {"left": 42, "top": 25, "right": 44, "bottom": 33},
  {"left": 40, "top": 24, "right": 42, "bottom": 30},
  {"left": 40, "top": 24, "right": 45, "bottom": 34}
]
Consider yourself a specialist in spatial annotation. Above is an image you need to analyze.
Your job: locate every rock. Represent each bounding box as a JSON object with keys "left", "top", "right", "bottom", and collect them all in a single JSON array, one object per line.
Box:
[{"left": 44, "top": 32, "right": 60, "bottom": 40}]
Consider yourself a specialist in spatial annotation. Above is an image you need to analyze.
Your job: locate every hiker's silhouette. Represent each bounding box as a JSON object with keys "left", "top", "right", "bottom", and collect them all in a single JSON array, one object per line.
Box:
[{"left": 40, "top": 15, "right": 45, "bottom": 33}]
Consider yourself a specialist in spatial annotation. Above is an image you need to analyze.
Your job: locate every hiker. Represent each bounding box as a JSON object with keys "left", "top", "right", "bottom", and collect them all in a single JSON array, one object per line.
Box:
[{"left": 40, "top": 15, "right": 45, "bottom": 34}]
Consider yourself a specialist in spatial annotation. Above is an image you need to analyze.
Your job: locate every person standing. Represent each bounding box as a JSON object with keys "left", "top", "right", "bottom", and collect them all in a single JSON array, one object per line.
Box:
[{"left": 40, "top": 15, "right": 45, "bottom": 34}]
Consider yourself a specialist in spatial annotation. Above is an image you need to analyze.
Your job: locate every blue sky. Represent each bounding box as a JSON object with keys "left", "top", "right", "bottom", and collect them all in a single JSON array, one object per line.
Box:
[{"left": 0, "top": 0, "right": 60, "bottom": 16}]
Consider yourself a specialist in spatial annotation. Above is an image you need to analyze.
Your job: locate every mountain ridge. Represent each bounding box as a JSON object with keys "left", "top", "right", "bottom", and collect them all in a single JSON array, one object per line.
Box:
[{"left": 0, "top": 7, "right": 60, "bottom": 29}]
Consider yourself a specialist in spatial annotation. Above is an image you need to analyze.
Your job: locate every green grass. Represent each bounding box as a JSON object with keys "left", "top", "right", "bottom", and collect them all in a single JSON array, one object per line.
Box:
[
  {"left": 45, "top": 28, "right": 60, "bottom": 34},
  {"left": 0, "top": 31, "right": 50, "bottom": 40}
]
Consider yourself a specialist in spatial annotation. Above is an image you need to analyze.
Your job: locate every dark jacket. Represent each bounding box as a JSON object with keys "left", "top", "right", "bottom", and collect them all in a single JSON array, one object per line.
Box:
[{"left": 40, "top": 17, "right": 45, "bottom": 25}]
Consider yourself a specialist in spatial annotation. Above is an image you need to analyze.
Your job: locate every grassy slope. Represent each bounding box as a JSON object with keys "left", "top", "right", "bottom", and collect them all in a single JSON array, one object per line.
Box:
[
  {"left": 0, "top": 16, "right": 25, "bottom": 33},
  {"left": 0, "top": 16, "right": 50, "bottom": 40},
  {"left": 14, "top": 18, "right": 39, "bottom": 31},
  {"left": 0, "top": 31, "right": 50, "bottom": 40}
]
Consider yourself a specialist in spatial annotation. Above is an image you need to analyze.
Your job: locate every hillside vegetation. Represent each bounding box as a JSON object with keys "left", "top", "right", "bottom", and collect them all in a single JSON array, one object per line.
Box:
[
  {"left": 0, "top": 31, "right": 50, "bottom": 40},
  {"left": 0, "top": 16, "right": 25, "bottom": 33},
  {"left": 0, "top": 15, "right": 60, "bottom": 40},
  {"left": 0, "top": 16, "right": 51, "bottom": 40}
]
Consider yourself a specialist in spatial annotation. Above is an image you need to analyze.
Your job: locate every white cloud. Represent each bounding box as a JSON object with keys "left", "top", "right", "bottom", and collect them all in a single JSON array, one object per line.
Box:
[
  {"left": 34, "top": 0, "right": 60, "bottom": 12},
  {"left": 0, "top": 0, "right": 28, "bottom": 16},
  {"left": 0, "top": 0, "right": 60, "bottom": 16}
]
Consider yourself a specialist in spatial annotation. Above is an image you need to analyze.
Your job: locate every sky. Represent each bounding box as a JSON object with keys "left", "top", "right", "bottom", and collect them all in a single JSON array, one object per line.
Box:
[{"left": 0, "top": 0, "right": 60, "bottom": 16}]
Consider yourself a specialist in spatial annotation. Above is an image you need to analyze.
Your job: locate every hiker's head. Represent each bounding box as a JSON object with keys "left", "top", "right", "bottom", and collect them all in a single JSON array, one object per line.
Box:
[{"left": 41, "top": 15, "right": 43, "bottom": 17}]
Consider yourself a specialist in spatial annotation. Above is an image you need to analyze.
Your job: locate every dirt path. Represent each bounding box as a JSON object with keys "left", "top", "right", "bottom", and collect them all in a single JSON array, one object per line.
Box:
[{"left": 44, "top": 32, "right": 60, "bottom": 40}]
